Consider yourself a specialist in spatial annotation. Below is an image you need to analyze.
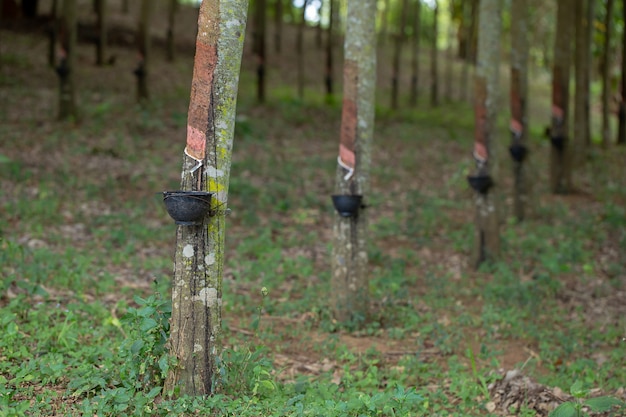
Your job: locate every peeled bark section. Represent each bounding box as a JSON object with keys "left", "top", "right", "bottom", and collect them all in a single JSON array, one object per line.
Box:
[
  {"left": 164, "top": 0, "right": 248, "bottom": 398},
  {"left": 331, "top": 0, "right": 377, "bottom": 326}
]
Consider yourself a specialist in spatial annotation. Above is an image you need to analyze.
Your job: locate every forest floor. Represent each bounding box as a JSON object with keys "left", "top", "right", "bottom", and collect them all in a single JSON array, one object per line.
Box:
[{"left": 1, "top": 1, "right": 626, "bottom": 416}]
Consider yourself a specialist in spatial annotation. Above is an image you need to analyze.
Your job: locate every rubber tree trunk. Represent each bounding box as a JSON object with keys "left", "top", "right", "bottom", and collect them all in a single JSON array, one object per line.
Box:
[
  {"left": 136, "top": 0, "right": 154, "bottom": 102},
  {"left": 166, "top": 0, "right": 178, "bottom": 62},
  {"left": 470, "top": 0, "right": 502, "bottom": 268},
  {"left": 573, "top": 0, "right": 593, "bottom": 163},
  {"left": 430, "top": 0, "right": 439, "bottom": 107},
  {"left": 331, "top": 0, "right": 377, "bottom": 326},
  {"left": 325, "top": 0, "right": 336, "bottom": 98},
  {"left": 550, "top": 0, "right": 573, "bottom": 193},
  {"left": 510, "top": 0, "right": 530, "bottom": 222},
  {"left": 254, "top": 0, "right": 267, "bottom": 102},
  {"left": 297, "top": 0, "right": 308, "bottom": 99},
  {"left": 391, "top": 0, "right": 409, "bottom": 109},
  {"left": 95, "top": 0, "right": 107, "bottom": 66},
  {"left": 601, "top": 0, "right": 614, "bottom": 147},
  {"left": 57, "top": 0, "right": 77, "bottom": 120},
  {"left": 618, "top": 1, "right": 626, "bottom": 145},
  {"left": 274, "top": 0, "right": 283, "bottom": 53},
  {"left": 409, "top": 0, "right": 421, "bottom": 107},
  {"left": 164, "top": 0, "right": 248, "bottom": 397}
]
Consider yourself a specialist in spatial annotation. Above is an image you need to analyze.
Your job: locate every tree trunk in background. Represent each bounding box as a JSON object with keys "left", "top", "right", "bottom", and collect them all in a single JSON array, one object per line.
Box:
[
  {"left": 459, "top": 0, "right": 471, "bottom": 102},
  {"left": 316, "top": 0, "right": 323, "bottom": 49},
  {"left": 254, "top": 0, "right": 267, "bottom": 102},
  {"left": 573, "top": 0, "right": 592, "bottom": 164},
  {"left": 391, "top": 0, "right": 409, "bottom": 109},
  {"left": 166, "top": 0, "right": 178, "bottom": 62},
  {"left": 274, "top": 0, "right": 283, "bottom": 53},
  {"left": 468, "top": 0, "right": 479, "bottom": 63},
  {"left": 136, "top": 0, "right": 154, "bottom": 101},
  {"left": 510, "top": 0, "right": 530, "bottom": 222},
  {"left": 379, "top": 0, "right": 390, "bottom": 47},
  {"left": 57, "top": 0, "right": 77, "bottom": 120},
  {"left": 618, "top": 1, "right": 626, "bottom": 145},
  {"left": 550, "top": 0, "right": 573, "bottom": 193},
  {"left": 409, "top": 0, "right": 421, "bottom": 107},
  {"left": 601, "top": 0, "right": 614, "bottom": 147},
  {"left": 470, "top": 0, "right": 501, "bottom": 268},
  {"left": 325, "top": 0, "right": 336, "bottom": 98},
  {"left": 48, "top": 0, "right": 62, "bottom": 67},
  {"left": 331, "top": 0, "right": 377, "bottom": 326},
  {"left": 95, "top": 0, "right": 107, "bottom": 66},
  {"left": 430, "top": 0, "right": 439, "bottom": 107},
  {"left": 443, "top": 1, "right": 454, "bottom": 101},
  {"left": 164, "top": 0, "right": 248, "bottom": 397},
  {"left": 297, "top": 0, "right": 308, "bottom": 99}
]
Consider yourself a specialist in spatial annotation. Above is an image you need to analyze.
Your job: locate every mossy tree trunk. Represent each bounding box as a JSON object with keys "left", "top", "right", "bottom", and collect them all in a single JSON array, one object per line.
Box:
[
  {"left": 430, "top": 0, "right": 439, "bottom": 107},
  {"left": 331, "top": 0, "right": 377, "bottom": 326},
  {"left": 391, "top": 0, "right": 409, "bottom": 109},
  {"left": 254, "top": 0, "right": 267, "bottom": 102},
  {"left": 573, "top": 0, "right": 593, "bottom": 163},
  {"left": 601, "top": 0, "right": 614, "bottom": 147},
  {"left": 618, "top": 1, "right": 626, "bottom": 145},
  {"left": 136, "top": 0, "right": 154, "bottom": 102},
  {"left": 510, "top": 0, "right": 529, "bottom": 222},
  {"left": 471, "top": 0, "right": 502, "bottom": 268},
  {"left": 409, "top": 0, "right": 421, "bottom": 107},
  {"left": 57, "top": 0, "right": 77, "bottom": 120},
  {"left": 550, "top": 0, "right": 573, "bottom": 193},
  {"left": 164, "top": 0, "right": 248, "bottom": 397},
  {"left": 166, "top": 0, "right": 178, "bottom": 62},
  {"left": 95, "top": 0, "right": 107, "bottom": 66}
]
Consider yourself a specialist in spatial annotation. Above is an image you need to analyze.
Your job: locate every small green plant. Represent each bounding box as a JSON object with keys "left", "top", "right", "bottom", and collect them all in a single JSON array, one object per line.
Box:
[{"left": 549, "top": 381, "right": 625, "bottom": 417}]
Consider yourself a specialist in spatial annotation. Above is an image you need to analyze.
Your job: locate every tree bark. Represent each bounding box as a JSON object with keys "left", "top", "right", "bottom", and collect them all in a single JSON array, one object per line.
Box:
[
  {"left": 391, "top": 0, "right": 409, "bottom": 109},
  {"left": 166, "top": 0, "right": 178, "bottom": 62},
  {"left": 297, "top": 0, "right": 308, "bottom": 99},
  {"left": 95, "top": 0, "right": 107, "bottom": 66},
  {"left": 409, "top": 0, "right": 421, "bottom": 107},
  {"left": 618, "top": 0, "right": 626, "bottom": 145},
  {"left": 510, "top": 0, "right": 530, "bottom": 222},
  {"left": 550, "top": 0, "right": 573, "bottom": 193},
  {"left": 430, "top": 0, "right": 439, "bottom": 107},
  {"left": 164, "top": 0, "right": 248, "bottom": 397},
  {"left": 57, "top": 0, "right": 77, "bottom": 120},
  {"left": 136, "top": 0, "right": 154, "bottom": 102},
  {"left": 601, "top": 0, "right": 614, "bottom": 147},
  {"left": 254, "top": 0, "right": 267, "bottom": 102},
  {"left": 573, "top": 0, "right": 593, "bottom": 163},
  {"left": 471, "top": 0, "right": 501, "bottom": 268},
  {"left": 331, "top": 0, "right": 377, "bottom": 326}
]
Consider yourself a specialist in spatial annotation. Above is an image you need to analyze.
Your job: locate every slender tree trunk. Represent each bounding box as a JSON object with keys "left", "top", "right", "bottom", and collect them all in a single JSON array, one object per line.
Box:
[
  {"left": 331, "top": 0, "right": 377, "bottom": 326},
  {"left": 136, "top": 0, "right": 154, "bottom": 101},
  {"left": 550, "top": 0, "right": 573, "bottom": 193},
  {"left": 379, "top": 0, "right": 390, "bottom": 47},
  {"left": 166, "top": 0, "right": 178, "bottom": 62},
  {"left": 325, "top": 0, "right": 336, "bottom": 98},
  {"left": 430, "top": 0, "right": 439, "bottom": 107},
  {"left": 274, "top": 0, "right": 283, "bottom": 53},
  {"left": 297, "top": 0, "right": 308, "bottom": 99},
  {"left": 470, "top": 0, "right": 502, "bottom": 268},
  {"left": 316, "top": 0, "right": 324, "bottom": 48},
  {"left": 254, "top": 0, "right": 267, "bottom": 102},
  {"left": 618, "top": 1, "right": 626, "bottom": 145},
  {"left": 57, "top": 0, "right": 77, "bottom": 120},
  {"left": 510, "top": 0, "right": 530, "bottom": 222},
  {"left": 391, "top": 0, "right": 409, "bottom": 109},
  {"left": 48, "top": 0, "right": 62, "bottom": 67},
  {"left": 573, "top": 0, "right": 592, "bottom": 164},
  {"left": 409, "top": 0, "right": 421, "bottom": 107},
  {"left": 444, "top": 1, "right": 454, "bottom": 102},
  {"left": 164, "top": 0, "right": 248, "bottom": 397},
  {"left": 601, "top": 0, "right": 614, "bottom": 147},
  {"left": 95, "top": 0, "right": 107, "bottom": 66},
  {"left": 460, "top": 0, "right": 471, "bottom": 102}
]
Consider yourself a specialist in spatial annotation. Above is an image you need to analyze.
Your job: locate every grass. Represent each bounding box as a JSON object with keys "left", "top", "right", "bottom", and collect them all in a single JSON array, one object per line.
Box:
[{"left": 1, "top": 3, "right": 626, "bottom": 416}]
